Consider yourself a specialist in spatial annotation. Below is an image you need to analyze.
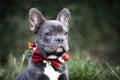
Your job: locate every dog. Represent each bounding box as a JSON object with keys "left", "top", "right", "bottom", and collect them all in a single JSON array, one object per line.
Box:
[{"left": 16, "top": 7, "right": 70, "bottom": 80}]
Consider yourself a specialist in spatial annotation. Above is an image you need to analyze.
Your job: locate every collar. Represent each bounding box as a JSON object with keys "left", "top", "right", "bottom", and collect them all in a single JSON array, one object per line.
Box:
[{"left": 29, "top": 42, "right": 70, "bottom": 71}]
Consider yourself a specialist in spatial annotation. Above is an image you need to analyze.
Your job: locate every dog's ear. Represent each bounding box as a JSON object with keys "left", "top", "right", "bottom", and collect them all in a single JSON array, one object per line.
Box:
[
  {"left": 29, "top": 8, "right": 46, "bottom": 33},
  {"left": 57, "top": 8, "right": 70, "bottom": 27}
]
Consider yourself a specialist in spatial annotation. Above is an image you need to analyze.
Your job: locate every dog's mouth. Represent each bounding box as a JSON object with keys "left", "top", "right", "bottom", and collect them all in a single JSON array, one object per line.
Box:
[
  {"left": 56, "top": 46, "right": 65, "bottom": 54},
  {"left": 44, "top": 46, "right": 65, "bottom": 57},
  {"left": 40, "top": 44, "right": 66, "bottom": 58}
]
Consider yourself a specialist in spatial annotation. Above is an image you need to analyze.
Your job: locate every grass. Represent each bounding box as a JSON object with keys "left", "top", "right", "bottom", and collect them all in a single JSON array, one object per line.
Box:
[
  {"left": 68, "top": 54, "right": 120, "bottom": 80},
  {"left": 0, "top": 54, "right": 26, "bottom": 80},
  {"left": 0, "top": 53, "right": 120, "bottom": 80},
  {"left": 68, "top": 56, "right": 102, "bottom": 80}
]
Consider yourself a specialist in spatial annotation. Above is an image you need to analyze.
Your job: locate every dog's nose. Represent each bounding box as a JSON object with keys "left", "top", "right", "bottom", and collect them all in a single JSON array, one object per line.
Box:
[{"left": 55, "top": 38, "right": 64, "bottom": 43}]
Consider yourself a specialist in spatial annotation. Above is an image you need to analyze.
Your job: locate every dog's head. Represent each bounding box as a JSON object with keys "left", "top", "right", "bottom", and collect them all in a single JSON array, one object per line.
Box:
[{"left": 29, "top": 8, "right": 70, "bottom": 57}]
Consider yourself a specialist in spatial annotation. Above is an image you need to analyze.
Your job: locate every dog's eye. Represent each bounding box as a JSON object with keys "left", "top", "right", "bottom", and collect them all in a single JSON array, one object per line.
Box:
[
  {"left": 64, "top": 32, "right": 68, "bottom": 35},
  {"left": 45, "top": 32, "right": 52, "bottom": 36}
]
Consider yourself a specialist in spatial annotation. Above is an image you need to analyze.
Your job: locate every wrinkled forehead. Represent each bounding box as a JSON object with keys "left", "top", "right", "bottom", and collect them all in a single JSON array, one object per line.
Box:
[{"left": 41, "top": 20, "right": 68, "bottom": 32}]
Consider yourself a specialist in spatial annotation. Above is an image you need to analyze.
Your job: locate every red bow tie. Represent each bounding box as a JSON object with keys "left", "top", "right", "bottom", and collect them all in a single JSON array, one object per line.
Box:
[{"left": 29, "top": 42, "right": 70, "bottom": 70}]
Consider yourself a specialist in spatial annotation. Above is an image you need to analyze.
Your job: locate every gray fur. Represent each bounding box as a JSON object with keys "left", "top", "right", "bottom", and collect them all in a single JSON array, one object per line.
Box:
[{"left": 16, "top": 8, "right": 70, "bottom": 80}]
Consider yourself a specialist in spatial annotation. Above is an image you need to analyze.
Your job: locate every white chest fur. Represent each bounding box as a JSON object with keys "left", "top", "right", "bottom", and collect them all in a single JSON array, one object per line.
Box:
[{"left": 44, "top": 62, "right": 61, "bottom": 80}]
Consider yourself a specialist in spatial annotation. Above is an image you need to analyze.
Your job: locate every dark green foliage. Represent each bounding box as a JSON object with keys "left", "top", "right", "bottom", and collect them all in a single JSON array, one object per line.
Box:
[
  {"left": 68, "top": 55, "right": 120, "bottom": 80},
  {"left": 24, "top": 49, "right": 33, "bottom": 59}
]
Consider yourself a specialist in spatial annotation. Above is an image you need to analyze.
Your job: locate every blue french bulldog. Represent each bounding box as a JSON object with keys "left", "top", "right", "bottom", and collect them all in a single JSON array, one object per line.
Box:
[{"left": 16, "top": 7, "right": 70, "bottom": 80}]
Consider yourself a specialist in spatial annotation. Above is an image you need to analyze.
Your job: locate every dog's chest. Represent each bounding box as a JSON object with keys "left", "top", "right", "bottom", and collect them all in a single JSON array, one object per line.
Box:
[{"left": 44, "top": 62, "right": 61, "bottom": 80}]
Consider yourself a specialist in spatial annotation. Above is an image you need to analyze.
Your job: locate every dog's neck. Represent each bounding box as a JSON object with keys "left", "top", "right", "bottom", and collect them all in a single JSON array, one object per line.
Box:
[{"left": 37, "top": 46, "right": 49, "bottom": 58}]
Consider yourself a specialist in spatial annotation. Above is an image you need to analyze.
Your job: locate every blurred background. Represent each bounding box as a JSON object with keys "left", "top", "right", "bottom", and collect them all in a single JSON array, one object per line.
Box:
[{"left": 0, "top": 0, "right": 120, "bottom": 80}]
